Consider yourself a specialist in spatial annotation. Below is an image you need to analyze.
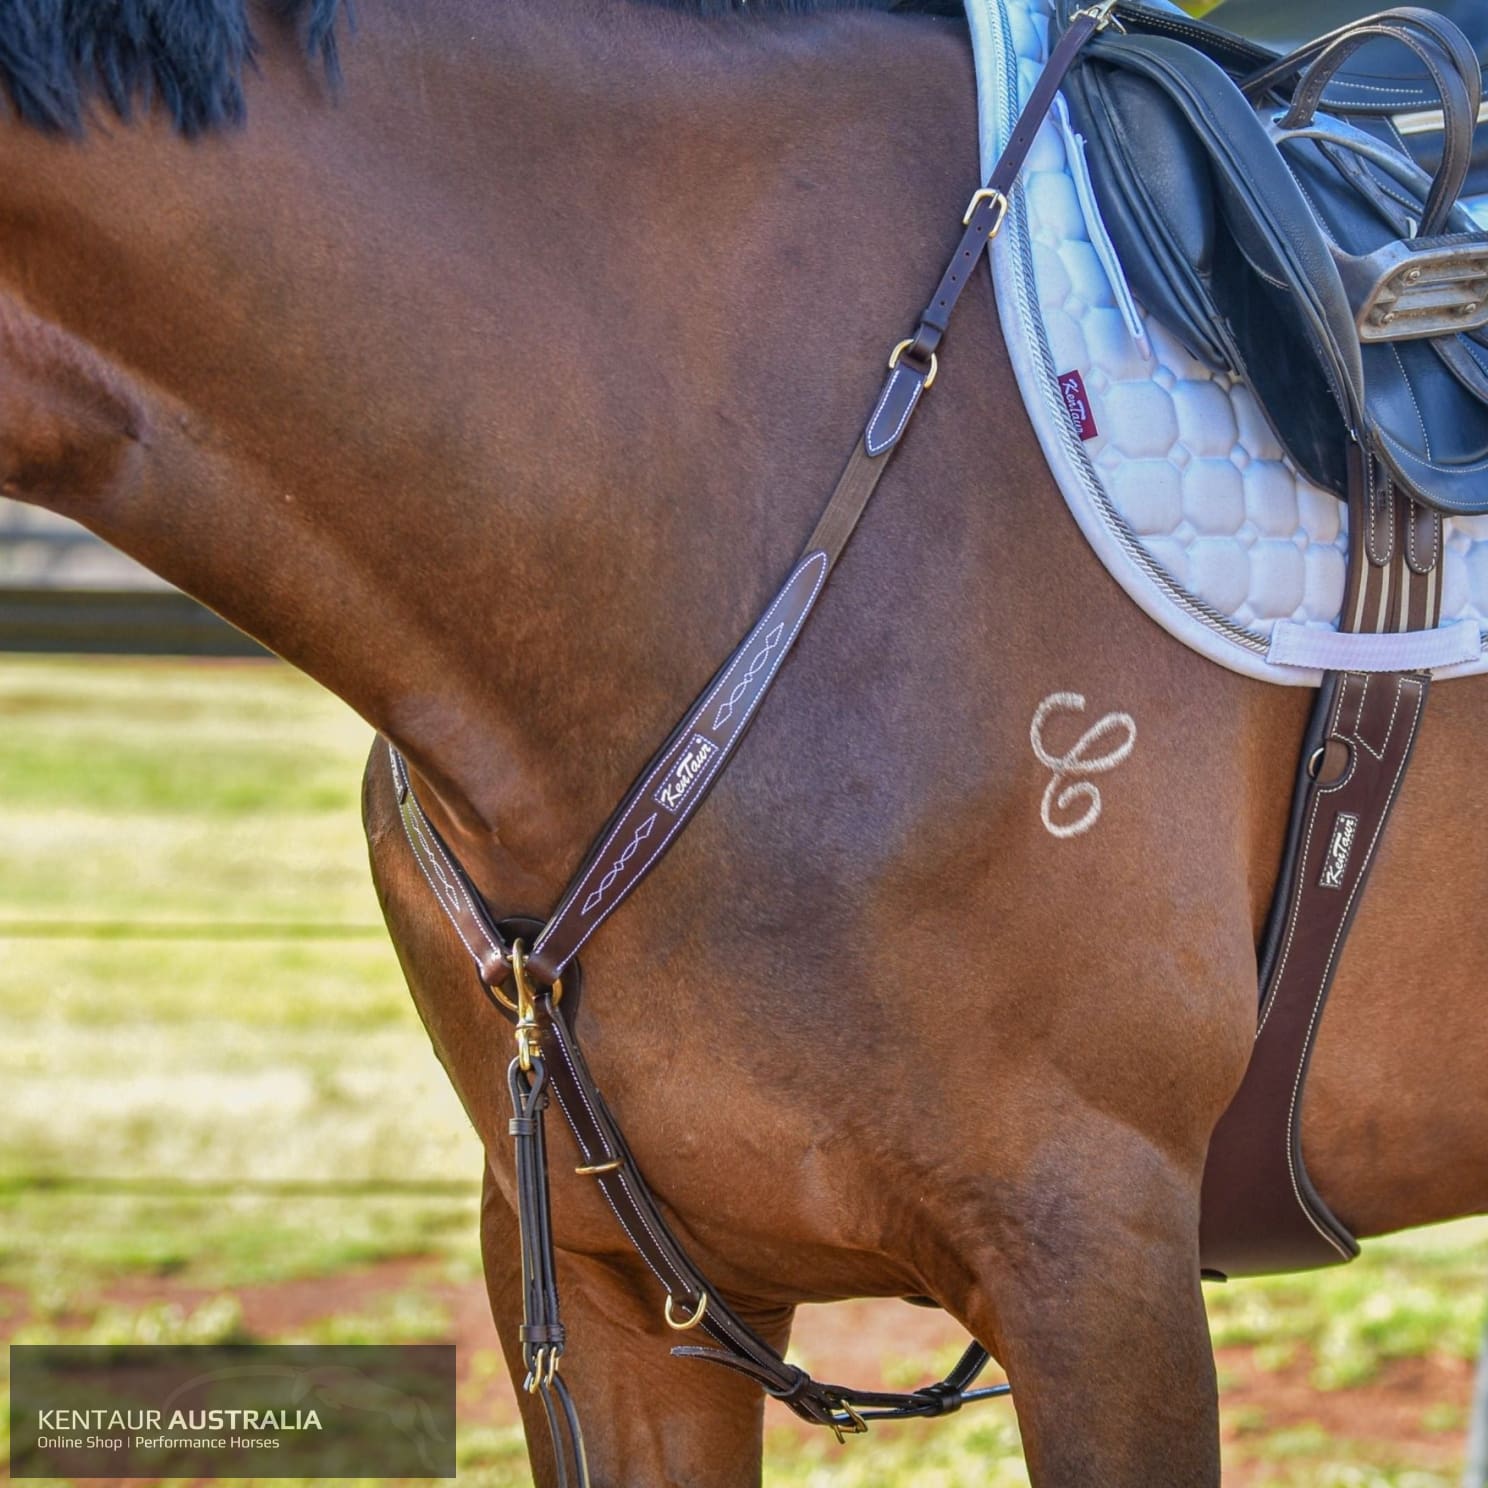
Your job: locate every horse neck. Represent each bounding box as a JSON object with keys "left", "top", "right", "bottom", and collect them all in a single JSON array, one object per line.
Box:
[{"left": 0, "top": 0, "right": 983, "bottom": 900}]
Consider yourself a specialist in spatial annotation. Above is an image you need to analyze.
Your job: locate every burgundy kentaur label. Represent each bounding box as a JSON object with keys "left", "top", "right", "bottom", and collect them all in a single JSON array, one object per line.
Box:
[{"left": 1058, "top": 370, "right": 1098, "bottom": 441}]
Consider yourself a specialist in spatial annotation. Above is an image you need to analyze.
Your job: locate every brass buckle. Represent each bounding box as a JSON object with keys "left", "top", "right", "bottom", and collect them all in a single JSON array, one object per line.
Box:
[
  {"left": 663, "top": 1291, "right": 709, "bottom": 1332},
  {"left": 829, "top": 1402, "right": 869, "bottom": 1444},
  {"left": 888, "top": 339, "right": 938, "bottom": 390},
  {"left": 510, "top": 940, "right": 562, "bottom": 1071},
  {"left": 963, "top": 186, "right": 1008, "bottom": 235}
]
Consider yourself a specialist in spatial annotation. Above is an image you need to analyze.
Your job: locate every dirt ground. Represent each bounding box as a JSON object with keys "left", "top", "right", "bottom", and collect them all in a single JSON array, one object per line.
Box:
[{"left": 11, "top": 1259, "right": 1468, "bottom": 1483}]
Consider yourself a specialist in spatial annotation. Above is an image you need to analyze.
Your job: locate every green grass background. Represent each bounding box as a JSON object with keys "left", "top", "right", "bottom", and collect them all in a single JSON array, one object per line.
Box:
[{"left": 1, "top": 656, "right": 1483, "bottom": 1486}]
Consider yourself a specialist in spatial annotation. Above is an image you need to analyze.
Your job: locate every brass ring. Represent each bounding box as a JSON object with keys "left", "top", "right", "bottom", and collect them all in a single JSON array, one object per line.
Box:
[
  {"left": 888, "top": 339, "right": 938, "bottom": 390},
  {"left": 664, "top": 1292, "right": 709, "bottom": 1332}
]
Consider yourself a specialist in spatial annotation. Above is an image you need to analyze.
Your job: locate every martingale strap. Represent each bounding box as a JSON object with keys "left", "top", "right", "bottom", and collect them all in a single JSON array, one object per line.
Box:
[{"left": 390, "top": 2, "right": 1118, "bottom": 1458}]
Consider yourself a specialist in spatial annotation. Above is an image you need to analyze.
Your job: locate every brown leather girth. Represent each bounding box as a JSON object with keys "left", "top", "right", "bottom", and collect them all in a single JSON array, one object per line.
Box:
[{"left": 1199, "top": 450, "right": 1441, "bottom": 1278}]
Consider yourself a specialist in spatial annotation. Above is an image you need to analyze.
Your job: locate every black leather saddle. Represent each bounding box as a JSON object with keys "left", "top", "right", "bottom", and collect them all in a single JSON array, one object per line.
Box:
[
  {"left": 1220, "top": 0, "right": 1488, "bottom": 192},
  {"left": 1057, "top": 2, "right": 1488, "bottom": 517}
]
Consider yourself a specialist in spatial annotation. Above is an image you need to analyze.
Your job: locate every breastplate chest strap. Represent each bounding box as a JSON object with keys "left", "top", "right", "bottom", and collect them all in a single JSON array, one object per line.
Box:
[{"left": 388, "top": 7, "right": 1118, "bottom": 1471}]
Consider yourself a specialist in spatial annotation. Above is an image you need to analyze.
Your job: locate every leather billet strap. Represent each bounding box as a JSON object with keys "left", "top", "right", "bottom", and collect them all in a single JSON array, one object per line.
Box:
[
  {"left": 900, "top": 8, "right": 1115, "bottom": 370},
  {"left": 1343, "top": 448, "right": 1446, "bottom": 639},
  {"left": 391, "top": 0, "right": 1118, "bottom": 1437}
]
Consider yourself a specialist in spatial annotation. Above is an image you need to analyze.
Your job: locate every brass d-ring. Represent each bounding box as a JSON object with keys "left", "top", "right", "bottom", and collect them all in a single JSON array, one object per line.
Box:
[
  {"left": 664, "top": 1292, "right": 709, "bottom": 1332},
  {"left": 888, "top": 339, "right": 938, "bottom": 390}
]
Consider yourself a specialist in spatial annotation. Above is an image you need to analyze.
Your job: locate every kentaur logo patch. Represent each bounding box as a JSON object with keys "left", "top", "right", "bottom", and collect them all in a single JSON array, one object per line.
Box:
[
  {"left": 1319, "top": 811, "right": 1360, "bottom": 890},
  {"left": 1058, "top": 370, "right": 1098, "bottom": 441},
  {"left": 654, "top": 734, "right": 717, "bottom": 814}
]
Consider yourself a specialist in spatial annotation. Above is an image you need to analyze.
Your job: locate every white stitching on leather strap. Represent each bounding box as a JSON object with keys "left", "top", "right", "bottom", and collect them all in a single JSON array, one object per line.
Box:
[
  {"left": 392, "top": 755, "right": 504, "bottom": 970},
  {"left": 1390, "top": 343, "right": 1432, "bottom": 461},
  {"left": 1364, "top": 467, "right": 1393, "bottom": 570},
  {"left": 544, "top": 1077, "right": 677, "bottom": 1293},
  {"left": 1405, "top": 506, "right": 1440, "bottom": 573},
  {"left": 866, "top": 367, "right": 921, "bottom": 457},
  {"left": 545, "top": 1034, "right": 688, "bottom": 1297},
  {"left": 1292, "top": 178, "right": 1346, "bottom": 254},
  {"left": 537, "top": 553, "right": 827, "bottom": 959},
  {"left": 389, "top": 744, "right": 505, "bottom": 963},
  {"left": 1352, "top": 673, "right": 1405, "bottom": 762},
  {"left": 422, "top": 809, "right": 504, "bottom": 956},
  {"left": 539, "top": 553, "right": 830, "bottom": 973},
  {"left": 546, "top": 1034, "right": 771, "bottom": 1362},
  {"left": 1256, "top": 679, "right": 1357, "bottom": 1038},
  {"left": 1326, "top": 79, "right": 1433, "bottom": 99},
  {"left": 1283, "top": 677, "right": 1425, "bottom": 1257},
  {"left": 399, "top": 806, "right": 486, "bottom": 969}
]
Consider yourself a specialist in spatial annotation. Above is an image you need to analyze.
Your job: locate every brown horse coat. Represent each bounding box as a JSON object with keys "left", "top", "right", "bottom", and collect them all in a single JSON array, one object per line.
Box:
[{"left": 1, "top": 3, "right": 1484, "bottom": 1482}]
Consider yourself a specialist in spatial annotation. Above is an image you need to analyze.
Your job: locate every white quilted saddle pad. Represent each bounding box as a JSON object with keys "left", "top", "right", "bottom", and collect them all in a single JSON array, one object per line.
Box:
[{"left": 966, "top": 0, "right": 1488, "bottom": 685}]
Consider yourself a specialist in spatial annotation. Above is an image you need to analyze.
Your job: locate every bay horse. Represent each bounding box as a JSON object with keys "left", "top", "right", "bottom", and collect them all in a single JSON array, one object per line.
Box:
[{"left": 1, "top": 1, "right": 1484, "bottom": 1482}]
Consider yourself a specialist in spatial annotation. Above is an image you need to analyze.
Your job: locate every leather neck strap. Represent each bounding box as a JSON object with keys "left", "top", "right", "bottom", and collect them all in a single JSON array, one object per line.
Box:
[{"left": 390, "top": 1, "right": 1117, "bottom": 1447}]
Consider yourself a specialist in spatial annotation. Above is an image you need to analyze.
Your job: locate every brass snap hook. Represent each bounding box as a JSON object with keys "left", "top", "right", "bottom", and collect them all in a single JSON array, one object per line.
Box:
[
  {"left": 510, "top": 940, "right": 563, "bottom": 1072},
  {"left": 494, "top": 938, "right": 564, "bottom": 1019}
]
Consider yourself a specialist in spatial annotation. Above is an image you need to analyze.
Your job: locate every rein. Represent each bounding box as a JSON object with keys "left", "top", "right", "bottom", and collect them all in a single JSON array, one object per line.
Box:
[{"left": 392, "top": 6, "right": 1118, "bottom": 1478}]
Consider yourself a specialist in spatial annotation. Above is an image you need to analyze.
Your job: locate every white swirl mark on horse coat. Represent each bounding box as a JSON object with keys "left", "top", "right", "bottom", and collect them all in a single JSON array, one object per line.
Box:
[{"left": 1030, "top": 692, "right": 1137, "bottom": 839}]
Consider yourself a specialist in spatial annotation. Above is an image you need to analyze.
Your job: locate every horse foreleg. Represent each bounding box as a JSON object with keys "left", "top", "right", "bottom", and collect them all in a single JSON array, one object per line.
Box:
[
  {"left": 479, "top": 1166, "right": 776, "bottom": 1488},
  {"left": 947, "top": 1131, "right": 1219, "bottom": 1488}
]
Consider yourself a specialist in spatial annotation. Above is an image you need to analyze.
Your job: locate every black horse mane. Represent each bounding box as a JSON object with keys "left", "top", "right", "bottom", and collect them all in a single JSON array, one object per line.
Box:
[
  {"left": 0, "top": 0, "right": 961, "bottom": 139},
  {"left": 0, "top": 0, "right": 345, "bottom": 136}
]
